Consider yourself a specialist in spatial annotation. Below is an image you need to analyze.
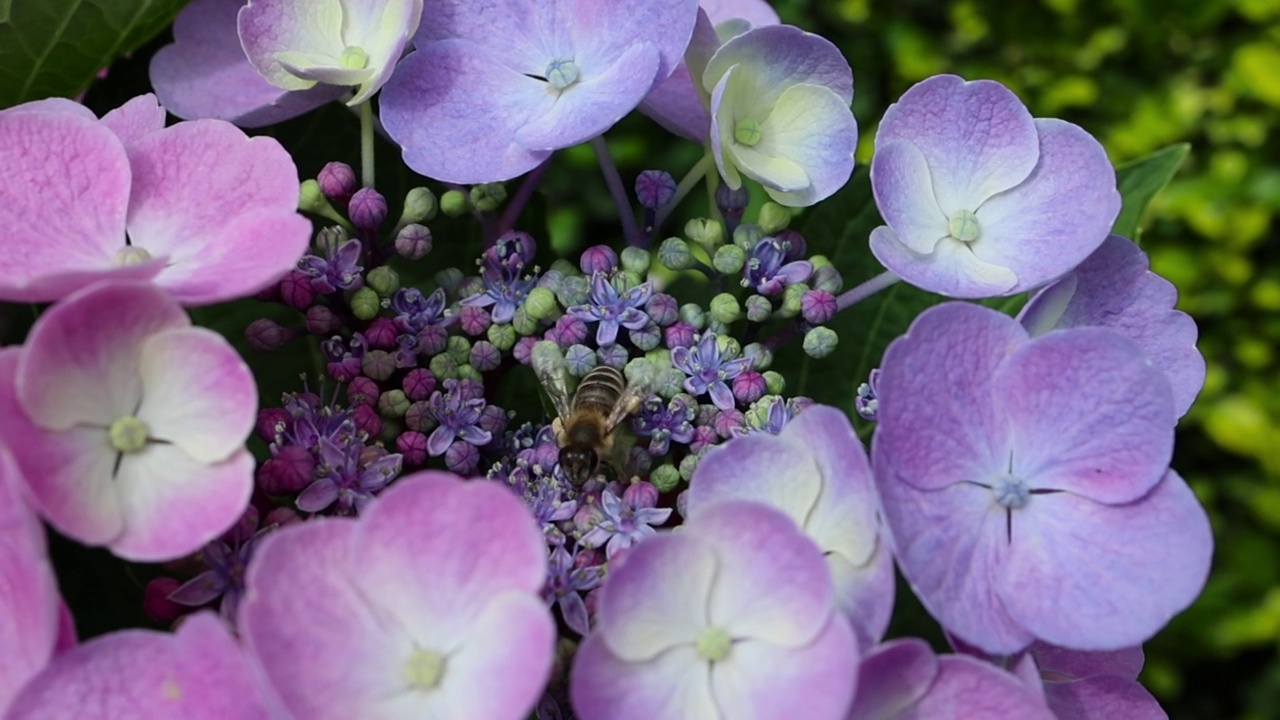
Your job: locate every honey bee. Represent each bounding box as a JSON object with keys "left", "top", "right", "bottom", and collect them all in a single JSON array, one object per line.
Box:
[{"left": 533, "top": 343, "right": 647, "bottom": 486}]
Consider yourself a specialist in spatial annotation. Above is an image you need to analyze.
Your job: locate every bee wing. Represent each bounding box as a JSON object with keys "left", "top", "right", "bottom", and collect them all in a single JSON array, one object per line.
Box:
[
  {"left": 531, "top": 341, "right": 575, "bottom": 421},
  {"left": 603, "top": 384, "right": 648, "bottom": 433}
]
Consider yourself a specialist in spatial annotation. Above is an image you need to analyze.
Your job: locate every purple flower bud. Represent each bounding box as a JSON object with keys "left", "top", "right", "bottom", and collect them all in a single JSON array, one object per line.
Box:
[
  {"left": 396, "top": 431, "right": 429, "bottom": 466},
  {"left": 303, "top": 305, "right": 341, "bottom": 336},
  {"left": 405, "top": 401, "right": 434, "bottom": 432},
  {"left": 775, "top": 229, "right": 807, "bottom": 262},
  {"left": 470, "top": 340, "right": 502, "bottom": 372},
  {"left": 579, "top": 245, "right": 619, "bottom": 275},
  {"left": 279, "top": 270, "right": 317, "bottom": 310},
  {"left": 394, "top": 223, "right": 433, "bottom": 259},
  {"left": 574, "top": 502, "right": 605, "bottom": 534},
  {"left": 347, "top": 376, "right": 380, "bottom": 407},
  {"left": 402, "top": 368, "right": 437, "bottom": 401},
  {"left": 256, "top": 408, "right": 289, "bottom": 442},
  {"left": 513, "top": 336, "right": 539, "bottom": 365},
  {"left": 645, "top": 293, "right": 679, "bottom": 327},
  {"left": 362, "top": 318, "right": 397, "bottom": 349},
  {"left": 144, "top": 577, "right": 188, "bottom": 623},
  {"left": 459, "top": 305, "right": 492, "bottom": 336},
  {"left": 714, "top": 408, "right": 745, "bottom": 438},
  {"left": 253, "top": 283, "right": 280, "bottom": 303},
  {"left": 689, "top": 425, "right": 717, "bottom": 454},
  {"left": 489, "top": 230, "right": 537, "bottom": 268},
  {"left": 478, "top": 404, "right": 509, "bottom": 435},
  {"left": 361, "top": 349, "right": 395, "bottom": 381},
  {"left": 245, "top": 318, "right": 294, "bottom": 352},
  {"left": 351, "top": 404, "right": 382, "bottom": 438},
  {"left": 801, "top": 289, "right": 838, "bottom": 325},
  {"left": 417, "top": 325, "right": 449, "bottom": 356},
  {"left": 597, "top": 343, "right": 629, "bottom": 369},
  {"left": 664, "top": 321, "right": 696, "bottom": 349},
  {"left": 221, "top": 505, "right": 260, "bottom": 546},
  {"left": 258, "top": 445, "right": 315, "bottom": 495},
  {"left": 348, "top": 187, "right": 388, "bottom": 230},
  {"left": 732, "top": 371, "right": 767, "bottom": 405},
  {"left": 263, "top": 507, "right": 302, "bottom": 528},
  {"left": 623, "top": 481, "right": 660, "bottom": 509},
  {"left": 715, "top": 183, "right": 750, "bottom": 218},
  {"left": 444, "top": 440, "right": 480, "bottom": 475},
  {"left": 317, "top": 162, "right": 357, "bottom": 205},
  {"left": 635, "top": 170, "right": 677, "bottom": 209},
  {"left": 554, "top": 316, "right": 589, "bottom": 347}
]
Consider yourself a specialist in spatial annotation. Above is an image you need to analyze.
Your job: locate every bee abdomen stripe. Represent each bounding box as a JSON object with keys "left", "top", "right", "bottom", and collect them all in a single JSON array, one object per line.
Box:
[{"left": 574, "top": 367, "right": 626, "bottom": 409}]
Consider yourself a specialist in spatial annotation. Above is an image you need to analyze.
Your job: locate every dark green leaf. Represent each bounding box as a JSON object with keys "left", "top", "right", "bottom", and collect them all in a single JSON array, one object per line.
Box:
[
  {"left": 0, "top": 0, "right": 189, "bottom": 108},
  {"left": 1112, "top": 143, "right": 1190, "bottom": 241}
]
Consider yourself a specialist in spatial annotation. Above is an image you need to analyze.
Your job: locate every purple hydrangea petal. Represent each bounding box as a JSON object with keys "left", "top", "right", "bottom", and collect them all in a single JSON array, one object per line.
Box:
[
  {"left": 870, "top": 140, "right": 949, "bottom": 255},
  {"left": 707, "top": 380, "right": 735, "bottom": 410},
  {"left": 427, "top": 425, "right": 457, "bottom": 456},
  {"left": 295, "top": 478, "right": 340, "bottom": 513}
]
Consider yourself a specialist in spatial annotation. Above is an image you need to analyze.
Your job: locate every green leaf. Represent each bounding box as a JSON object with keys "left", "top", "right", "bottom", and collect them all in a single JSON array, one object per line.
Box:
[
  {"left": 1111, "top": 143, "right": 1190, "bottom": 241},
  {"left": 0, "top": 0, "right": 189, "bottom": 108}
]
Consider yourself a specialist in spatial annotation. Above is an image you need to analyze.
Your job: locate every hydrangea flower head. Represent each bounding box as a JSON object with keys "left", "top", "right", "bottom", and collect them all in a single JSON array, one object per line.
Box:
[
  {"left": 240, "top": 471, "right": 554, "bottom": 719},
  {"left": 238, "top": 0, "right": 424, "bottom": 104},
  {"left": 570, "top": 500, "right": 858, "bottom": 720},
  {"left": 380, "top": 0, "right": 700, "bottom": 182},
  {"left": 0, "top": 95, "right": 311, "bottom": 304},
  {"left": 869, "top": 74, "right": 1121, "bottom": 298},
  {"left": 688, "top": 404, "right": 894, "bottom": 648},
  {"left": 0, "top": 282, "right": 257, "bottom": 561},
  {"left": 872, "top": 302, "right": 1212, "bottom": 653}
]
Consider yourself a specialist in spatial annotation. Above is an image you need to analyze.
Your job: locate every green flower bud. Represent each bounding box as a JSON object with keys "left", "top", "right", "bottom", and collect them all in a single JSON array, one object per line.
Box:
[
  {"left": 655, "top": 367, "right": 687, "bottom": 398},
  {"left": 684, "top": 218, "right": 725, "bottom": 251},
  {"left": 715, "top": 334, "right": 742, "bottom": 360},
  {"left": 313, "top": 225, "right": 348, "bottom": 254},
  {"left": 708, "top": 293, "right": 741, "bottom": 324},
  {"left": 623, "top": 358, "right": 656, "bottom": 387},
  {"left": 803, "top": 326, "right": 838, "bottom": 359},
  {"left": 678, "top": 303, "right": 706, "bottom": 330},
  {"left": 651, "top": 464, "right": 682, "bottom": 493},
  {"left": 487, "top": 322, "right": 517, "bottom": 351},
  {"left": 366, "top": 266, "right": 400, "bottom": 297},
  {"left": 809, "top": 254, "right": 833, "bottom": 270},
  {"left": 657, "top": 237, "right": 695, "bottom": 270},
  {"left": 757, "top": 202, "right": 792, "bottom": 234},
  {"left": 705, "top": 319, "right": 729, "bottom": 336},
  {"left": 763, "top": 370, "right": 786, "bottom": 395},
  {"left": 429, "top": 352, "right": 459, "bottom": 379},
  {"left": 377, "top": 389, "right": 410, "bottom": 418},
  {"left": 619, "top": 271, "right": 644, "bottom": 291},
  {"left": 446, "top": 336, "right": 472, "bottom": 365},
  {"left": 733, "top": 222, "right": 765, "bottom": 252},
  {"left": 742, "top": 342, "right": 772, "bottom": 371},
  {"left": 525, "top": 287, "right": 561, "bottom": 321},
  {"left": 712, "top": 244, "right": 747, "bottom": 275},
  {"left": 362, "top": 350, "right": 395, "bottom": 381},
  {"left": 644, "top": 347, "right": 672, "bottom": 369},
  {"left": 550, "top": 259, "right": 580, "bottom": 278},
  {"left": 620, "top": 246, "right": 651, "bottom": 275},
  {"left": 350, "top": 286, "right": 381, "bottom": 320},
  {"left": 299, "top": 180, "right": 348, "bottom": 228},
  {"left": 744, "top": 294, "right": 772, "bottom": 323},
  {"left": 469, "top": 183, "right": 507, "bottom": 212},
  {"left": 456, "top": 364, "right": 483, "bottom": 382},
  {"left": 778, "top": 282, "right": 809, "bottom": 318},
  {"left": 399, "top": 187, "right": 438, "bottom": 225},
  {"left": 812, "top": 265, "right": 843, "bottom": 294},
  {"left": 440, "top": 189, "right": 471, "bottom": 217},
  {"left": 435, "top": 267, "right": 464, "bottom": 298},
  {"left": 512, "top": 305, "right": 539, "bottom": 335},
  {"left": 678, "top": 453, "right": 701, "bottom": 481},
  {"left": 555, "top": 276, "right": 590, "bottom": 308}
]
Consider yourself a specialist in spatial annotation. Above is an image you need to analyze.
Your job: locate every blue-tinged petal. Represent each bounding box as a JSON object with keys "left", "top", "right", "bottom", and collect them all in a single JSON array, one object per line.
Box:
[
  {"left": 238, "top": 0, "right": 346, "bottom": 92},
  {"left": 871, "top": 140, "right": 949, "bottom": 254},
  {"left": 703, "top": 25, "right": 853, "bottom": 107},
  {"left": 741, "top": 82, "right": 856, "bottom": 206},
  {"left": 870, "top": 225, "right": 1019, "bottom": 298}
]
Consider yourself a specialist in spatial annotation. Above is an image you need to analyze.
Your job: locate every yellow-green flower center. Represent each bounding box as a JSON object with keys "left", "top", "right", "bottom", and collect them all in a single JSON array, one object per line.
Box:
[
  {"left": 339, "top": 45, "right": 370, "bottom": 70},
  {"left": 948, "top": 209, "right": 980, "bottom": 243},
  {"left": 734, "top": 119, "right": 763, "bottom": 147},
  {"left": 109, "top": 416, "right": 149, "bottom": 453},
  {"left": 403, "top": 648, "right": 446, "bottom": 690},
  {"left": 695, "top": 626, "right": 732, "bottom": 662},
  {"left": 112, "top": 245, "right": 152, "bottom": 266},
  {"left": 545, "top": 58, "right": 580, "bottom": 90}
]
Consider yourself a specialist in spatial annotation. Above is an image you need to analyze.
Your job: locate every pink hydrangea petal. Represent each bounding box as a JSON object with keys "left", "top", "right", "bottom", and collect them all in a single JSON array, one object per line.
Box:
[
  {"left": 6, "top": 613, "right": 271, "bottom": 720},
  {"left": 0, "top": 111, "right": 133, "bottom": 302},
  {"left": 870, "top": 225, "right": 1020, "bottom": 298},
  {"left": 848, "top": 638, "right": 938, "bottom": 719},
  {"left": 150, "top": 0, "right": 343, "bottom": 126},
  {"left": 124, "top": 121, "right": 310, "bottom": 304},
  {"left": 875, "top": 74, "right": 1038, "bottom": 215},
  {"left": 111, "top": 445, "right": 254, "bottom": 562},
  {"left": 972, "top": 119, "right": 1120, "bottom": 293},
  {"left": 598, "top": 533, "right": 716, "bottom": 662},
  {"left": 1031, "top": 642, "right": 1144, "bottom": 681},
  {"left": 711, "top": 615, "right": 858, "bottom": 720},
  {"left": 704, "top": 25, "right": 853, "bottom": 108},
  {"left": 570, "top": 635, "right": 717, "bottom": 720},
  {"left": 994, "top": 327, "right": 1174, "bottom": 504},
  {"left": 99, "top": 94, "right": 166, "bottom": 147},
  {"left": 236, "top": 0, "right": 345, "bottom": 91},
  {"left": 874, "top": 302, "right": 1025, "bottom": 493},
  {"left": 687, "top": 432, "right": 822, "bottom": 527},
  {"left": 53, "top": 600, "right": 78, "bottom": 655},
  {"left": 2, "top": 97, "right": 97, "bottom": 119},
  {"left": 136, "top": 327, "right": 256, "bottom": 464},
  {"left": 351, "top": 472, "right": 546, "bottom": 650},
  {"left": 241, "top": 519, "right": 412, "bottom": 718},
  {"left": 638, "top": 60, "right": 711, "bottom": 141},
  {"left": 1044, "top": 674, "right": 1166, "bottom": 720},
  {"left": 380, "top": 41, "right": 554, "bottom": 183},
  {"left": 909, "top": 655, "right": 1055, "bottom": 719},
  {"left": 1000, "top": 470, "right": 1211, "bottom": 651},
  {"left": 18, "top": 282, "right": 188, "bottom": 430},
  {"left": 872, "top": 140, "right": 949, "bottom": 254},
  {"left": 696, "top": 500, "right": 835, "bottom": 648}
]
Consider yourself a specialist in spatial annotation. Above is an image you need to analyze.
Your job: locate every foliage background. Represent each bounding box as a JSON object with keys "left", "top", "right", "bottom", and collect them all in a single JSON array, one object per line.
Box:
[{"left": 2, "top": 0, "right": 1278, "bottom": 717}]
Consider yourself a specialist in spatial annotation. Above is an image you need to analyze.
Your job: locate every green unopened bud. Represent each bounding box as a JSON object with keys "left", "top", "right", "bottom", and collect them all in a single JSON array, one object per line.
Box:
[
  {"left": 809, "top": 254, "right": 832, "bottom": 270},
  {"left": 429, "top": 352, "right": 459, "bottom": 379},
  {"left": 620, "top": 246, "right": 651, "bottom": 275},
  {"left": 655, "top": 367, "right": 687, "bottom": 398},
  {"left": 313, "top": 225, "right": 348, "bottom": 254},
  {"left": 487, "top": 322, "right": 517, "bottom": 351},
  {"left": 366, "top": 266, "right": 400, "bottom": 297},
  {"left": 757, "top": 202, "right": 791, "bottom": 234},
  {"left": 651, "top": 464, "right": 682, "bottom": 493},
  {"left": 803, "top": 326, "right": 838, "bottom": 359},
  {"left": 550, "top": 259, "right": 580, "bottom": 278},
  {"left": 705, "top": 319, "right": 728, "bottom": 336},
  {"left": 712, "top": 244, "right": 746, "bottom": 275},
  {"left": 623, "top": 358, "right": 656, "bottom": 387},
  {"left": 763, "top": 370, "right": 786, "bottom": 395},
  {"left": 812, "top": 265, "right": 843, "bottom": 294},
  {"left": 658, "top": 237, "right": 695, "bottom": 270},
  {"left": 399, "top": 187, "right": 438, "bottom": 226},
  {"left": 456, "top": 364, "right": 482, "bottom": 382},
  {"left": 714, "top": 334, "right": 741, "bottom": 360},
  {"left": 362, "top": 350, "right": 395, "bottom": 381},
  {"left": 377, "top": 389, "right": 410, "bottom": 418},
  {"left": 742, "top": 342, "right": 773, "bottom": 371},
  {"left": 299, "top": 180, "right": 348, "bottom": 227},
  {"left": 469, "top": 183, "right": 507, "bottom": 212},
  {"left": 744, "top": 294, "right": 772, "bottom": 322},
  {"left": 620, "top": 271, "right": 644, "bottom": 290},
  {"left": 644, "top": 347, "right": 672, "bottom": 369},
  {"left": 435, "top": 267, "right": 464, "bottom": 298},
  {"left": 678, "top": 453, "right": 701, "bottom": 481},
  {"left": 555, "top": 276, "right": 590, "bottom": 308},
  {"left": 733, "top": 223, "right": 765, "bottom": 252},
  {"left": 350, "top": 286, "right": 381, "bottom": 320},
  {"left": 685, "top": 218, "right": 725, "bottom": 251},
  {"left": 778, "top": 283, "right": 809, "bottom": 318},
  {"left": 446, "top": 336, "right": 472, "bottom": 365},
  {"left": 457, "top": 276, "right": 484, "bottom": 300},
  {"left": 708, "top": 293, "right": 741, "bottom": 324},
  {"left": 679, "top": 303, "right": 706, "bottom": 330},
  {"left": 512, "top": 306, "right": 539, "bottom": 335},
  {"left": 440, "top": 189, "right": 470, "bottom": 217},
  {"left": 525, "top": 287, "right": 561, "bottom": 321}
]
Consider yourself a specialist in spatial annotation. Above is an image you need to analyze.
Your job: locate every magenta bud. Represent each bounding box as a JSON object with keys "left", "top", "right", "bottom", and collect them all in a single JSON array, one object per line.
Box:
[
  {"left": 394, "top": 223, "right": 433, "bottom": 260},
  {"left": 732, "top": 370, "right": 767, "bottom": 405},
  {"left": 279, "top": 270, "right": 317, "bottom": 310},
  {"left": 459, "top": 305, "right": 492, "bottom": 336},
  {"left": 513, "top": 336, "right": 539, "bottom": 365},
  {"left": 574, "top": 503, "right": 605, "bottom": 534},
  {"left": 623, "top": 481, "right": 660, "bottom": 509},
  {"left": 635, "top": 170, "right": 677, "bottom": 209},
  {"left": 348, "top": 187, "right": 388, "bottom": 230},
  {"left": 253, "top": 283, "right": 280, "bottom": 302},
  {"left": 255, "top": 408, "right": 289, "bottom": 443},
  {"left": 715, "top": 182, "right": 750, "bottom": 217},
  {"left": 317, "top": 162, "right": 357, "bottom": 205},
  {"left": 364, "top": 317, "right": 398, "bottom": 349},
  {"left": 402, "top": 368, "right": 437, "bottom": 401},
  {"left": 351, "top": 403, "right": 382, "bottom": 439},
  {"left": 404, "top": 401, "right": 434, "bottom": 432},
  {"left": 714, "top": 409, "right": 744, "bottom": 438},
  {"left": 417, "top": 325, "right": 448, "bottom": 356},
  {"left": 801, "top": 289, "right": 837, "bottom": 325},
  {"left": 327, "top": 360, "right": 358, "bottom": 383},
  {"left": 258, "top": 445, "right": 315, "bottom": 495},
  {"left": 689, "top": 425, "right": 717, "bottom": 454},
  {"left": 347, "top": 376, "right": 380, "bottom": 407},
  {"left": 245, "top": 318, "right": 293, "bottom": 352},
  {"left": 579, "top": 245, "right": 619, "bottom": 275},
  {"left": 663, "top": 321, "right": 696, "bottom": 349},
  {"left": 263, "top": 507, "right": 302, "bottom": 528},
  {"left": 776, "top": 228, "right": 807, "bottom": 262},
  {"left": 396, "top": 431, "right": 429, "bottom": 466},
  {"left": 554, "top": 315, "right": 588, "bottom": 347},
  {"left": 645, "top": 293, "right": 679, "bottom": 327},
  {"left": 478, "top": 404, "right": 509, "bottom": 435},
  {"left": 144, "top": 577, "right": 189, "bottom": 623},
  {"left": 304, "top": 305, "right": 342, "bottom": 335},
  {"left": 444, "top": 440, "right": 480, "bottom": 475}
]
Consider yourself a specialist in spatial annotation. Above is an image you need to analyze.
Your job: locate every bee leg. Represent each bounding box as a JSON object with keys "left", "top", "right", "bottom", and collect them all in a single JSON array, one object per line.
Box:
[
  {"left": 551, "top": 417, "right": 566, "bottom": 446},
  {"left": 603, "top": 432, "right": 638, "bottom": 482}
]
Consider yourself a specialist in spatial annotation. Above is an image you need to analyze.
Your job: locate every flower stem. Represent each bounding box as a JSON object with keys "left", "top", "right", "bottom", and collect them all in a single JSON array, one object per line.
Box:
[
  {"left": 492, "top": 155, "right": 553, "bottom": 242},
  {"left": 590, "top": 136, "right": 641, "bottom": 248},
  {"left": 654, "top": 152, "right": 714, "bottom": 235},
  {"left": 359, "top": 100, "right": 376, "bottom": 188}
]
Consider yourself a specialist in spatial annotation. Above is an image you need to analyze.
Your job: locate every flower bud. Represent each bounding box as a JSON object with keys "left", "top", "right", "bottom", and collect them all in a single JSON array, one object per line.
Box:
[
  {"left": 714, "top": 408, "right": 744, "bottom": 438},
  {"left": 655, "top": 367, "right": 687, "bottom": 398},
  {"left": 715, "top": 183, "right": 749, "bottom": 219},
  {"left": 623, "top": 481, "right": 660, "bottom": 509},
  {"left": 757, "top": 202, "right": 791, "bottom": 234},
  {"left": 778, "top": 282, "right": 809, "bottom": 318},
  {"left": 365, "top": 266, "right": 400, "bottom": 297},
  {"left": 645, "top": 293, "right": 678, "bottom": 327},
  {"left": 744, "top": 294, "right": 772, "bottom": 323},
  {"left": 708, "top": 293, "right": 741, "bottom": 324},
  {"left": 351, "top": 404, "right": 382, "bottom": 438},
  {"left": 597, "top": 343, "right": 630, "bottom": 369},
  {"left": 457, "top": 276, "right": 485, "bottom": 301},
  {"left": 555, "top": 275, "right": 590, "bottom": 308},
  {"left": 470, "top": 340, "right": 502, "bottom": 372},
  {"left": 650, "top": 464, "right": 681, "bottom": 493},
  {"left": 394, "top": 223, "right": 433, "bottom": 260},
  {"left": 812, "top": 264, "right": 843, "bottom": 294},
  {"left": 732, "top": 222, "right": 765, "bottom": 252},
  {"left": 445, "top": 440, "right": 481, "bottom": 474},
  {"left": 664, "top": 321, "right": 696, "bottom": 350},
  {"left": 144, "top": 577, "right": 188, "bottom": 624},
  {"left": 554, "top": 316, "right": 589, "bottom": 347},
  {"left": 689, "top": 425, "right": 717, "bottom": 453},
  {"left": 566, "top": 344, "right": 598, "bottom": 377},
  {"left": 525, "top": 286, "right": 561, "bottom": 321},
  {"left": 342, "top": 377, "right": 377, "bottom": 408},
  {"left": 362, "top": 349, "right": 395, "bottom": 381},
  {"left": 368, "top": 320, "right": 399, "bottom": 349},
  {"left": 445, "top": 336, "right": 471, "bottom": 366},
  {"left": 513, "top": 336, "right": 539, "bottom": 365},
  {"left": 349, "top": 286, "right": 381, "bottom": 320},
  {"left": 644, "top": 347, "right": 671, "bottom": 368},
  {"left": 712, "top": 244, "right": 746, "bottom": 275},
  {"left": 487, "top": 321, "right": 517, "bottom": 351},
  {"left": 264, "top": 507, "right": 302, "bottom": 528},
  {"left": 405, "top": 401, "right": 434, "bottom": 432},
  {"left": 763, "top": 370, "right": 786, "bottom": 395},
  {"left": 378, "top": 389, "right": 410, "bottom": 418},
  {"left": 396, "top": 430, "right": 429, "bottom": 466},
  {"left": 732, "top": 370, "right": 767, "bottom": 405},
  {"left": 399, "top": 187, "right": 438, "bottom": 225},
  {"left": 580, "top": 245, "right": 619, "bottom": 275},
  {"left": 317, "top": 161, "right": 357, "bottom": 204},
  {"left": 255, "top": 408, "right": 289, "bottom": 443},
  {"left": 298, "top": 179, "right": 333, "bottom": 215},
  {"left": 624, "top": 357, "right": 656, "bottom": 387},
  {"left": 776, "top": 229, "right": 807, "bottom": 261},
  {"left": 349, "top": 187, "right": 387, "bottom": 230},
  {"left": 629, "top": 322, "right": 661, "bottom": 351},
  {"left": 550, "top": 258, "right": 579, "bottom": 277},
  {"left": 685, "top": 218, "right": 724, "bottom": 251},
  {"left": 435, "top": 267, "right": 465, "bottom": 298},
  {"left": 657, "top": 237, "right": 695, "bottom": 270},
  {"left": 279, "top": 270, "right": 317, "bottom": 310},
  {"left": 635, "top": 170, "right": 677, "bottom": 209},
  {"left": 440, "top": 189, "right": 471, "bottom": 217},
  {"left": 428, "top": 351, "right": 460, "bottom": 379},
  {"left": 803, "top": 326, "right": 838, "bottom": 359},
  {"left": 257, "top": 445, "right": 315, "bottom": 495},
  {"left": 678, "top": 303, "right": 706, "bottom": 330},
  {"left": 418, "top": 325, "right": 448, "bottom": 356},
  {"left": 470, "top": 183, "right": 507, "bottom": 212},
  {"left": 245, "top": 318, "right": 294, "bottom": 352},
  {"left": 458, "top": 305, "right": 491, "bottom": 336},
  {"left": 512, "top": 305, "right": 539, "bottom": 335},
  {"left": 304, "top": 305, "right": 342, "bottom": 336},
  {"left": 678, "top": 453, "right": 700, "bottom": 481},
  {"left": 620, "top": 246, "right": 651, "bottom": 276},
  {"left": 742, "top": 342, "right": 773, "bottom": 371},
  {"left": 802, "top": 289, "right": 838, "bottom": 325},
  {"left": 400, "top": 369, "right": 434, "bottom": 401}
]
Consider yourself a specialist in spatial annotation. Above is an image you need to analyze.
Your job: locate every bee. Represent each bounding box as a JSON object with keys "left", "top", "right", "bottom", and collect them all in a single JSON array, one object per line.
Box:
[{"left": 533, "top": 343, "right": 647, "bottom": 485}]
